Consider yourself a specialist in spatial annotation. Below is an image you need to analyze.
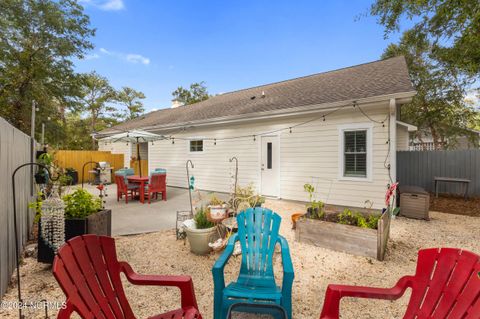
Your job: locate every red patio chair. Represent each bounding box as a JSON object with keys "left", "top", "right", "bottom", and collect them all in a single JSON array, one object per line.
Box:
[
  {"left": 146, "top": 173, "right": 167, "bottom": 203},
  {"left": 319, "top": 248, "right": 480, "bottom": 319},
  {"left": 53, "top": 235, "right": 202, "bottom": 319},
  {"left": 115, "top": 174, "right": 138, "bottom": 204}
]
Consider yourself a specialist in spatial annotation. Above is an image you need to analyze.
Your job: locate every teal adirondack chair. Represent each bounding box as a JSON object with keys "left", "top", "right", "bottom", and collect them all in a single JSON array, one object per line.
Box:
[{"left": 212, "top": 207, "right": 294, "bottom": 319}]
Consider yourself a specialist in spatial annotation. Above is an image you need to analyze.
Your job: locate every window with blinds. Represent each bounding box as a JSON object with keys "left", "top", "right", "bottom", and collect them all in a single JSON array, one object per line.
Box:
[
  {"left": 344, "top": 130, "right": 367, "bottom": 177},
  {"left": 189, "top": 140, "right": 203, "bottom": 152}
]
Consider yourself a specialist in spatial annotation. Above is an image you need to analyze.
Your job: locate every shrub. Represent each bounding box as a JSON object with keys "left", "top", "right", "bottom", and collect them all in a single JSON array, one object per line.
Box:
[
  {"left": 209, "top": 193, "right": 224, "bottom": 206},
  {"left": 194, "top": 206, "right": 215, "bottom": 229},
  {"left": 63, "top": 188, "right": 102, "bottom": 219},
  {"left": 338, "top": 209, "right": 379, "bottom": 229}
]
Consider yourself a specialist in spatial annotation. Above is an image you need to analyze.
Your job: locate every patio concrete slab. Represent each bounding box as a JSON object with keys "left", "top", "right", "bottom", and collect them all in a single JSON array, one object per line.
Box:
[{"left": 84, "top": 184, "right": 228, "bottom": 236}]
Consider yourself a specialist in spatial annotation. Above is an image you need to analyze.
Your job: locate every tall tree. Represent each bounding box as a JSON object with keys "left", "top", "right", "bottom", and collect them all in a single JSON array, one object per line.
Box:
[
  {"left": 172, "top": 81, "right": 210, "bottom": 105},
  {"left": 370, "top": 0, "right": 480, "bottom": 75},
  {"left": 77, "top": 72, "right": 117, "bottom": 149},
  {"left": 0, "top": 0, "right": 94, "bottom": 134},
  {"left": 116, "top": 87, "right": 146, "bottom": 120},
  {"left": 383, "top": 31, "right": 478, "bottom": 149}
]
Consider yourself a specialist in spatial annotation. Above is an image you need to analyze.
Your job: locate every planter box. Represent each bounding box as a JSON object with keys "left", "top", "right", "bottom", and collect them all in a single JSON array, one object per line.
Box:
[
  {"left": 37, "top": 209, "right": 112, "bottom": 263},
  {"left": 295, "top": 212, "right": 391, "bottom": 261}
]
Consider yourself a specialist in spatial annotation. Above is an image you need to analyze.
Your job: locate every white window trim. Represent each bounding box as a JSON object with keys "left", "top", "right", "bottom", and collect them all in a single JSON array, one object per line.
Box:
[
  {"left": 338, "top": 123, "right": 373, "bottom": 182},
  {"left": 187, "top": 138, "right": 205, "bottom": 153}
]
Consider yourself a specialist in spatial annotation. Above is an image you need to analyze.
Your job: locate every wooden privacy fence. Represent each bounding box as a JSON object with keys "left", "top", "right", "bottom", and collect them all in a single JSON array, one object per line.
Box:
[
  {"left": 0, "top": 117, "right": 34, "bottom": 298},
  {"left": 397, "top": 150, "right": 480, "bottom": 196},
  {"left": 55, "top": 150, "right": 124, "bottom": 183}
]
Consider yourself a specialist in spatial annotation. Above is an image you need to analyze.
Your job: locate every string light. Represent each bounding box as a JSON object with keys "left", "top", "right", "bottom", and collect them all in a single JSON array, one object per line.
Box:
[
  {"left": 172, "top": 137, "right": 175, "bottom": 144},
  {"left": 289, "top": 127, "right": 292, "bottom": 133},
  {"left": 214, "top": 138, "right": 217, "bottom": 145},
  {"left": 253, "top": 135, "right": 256, "bottom": 141}
]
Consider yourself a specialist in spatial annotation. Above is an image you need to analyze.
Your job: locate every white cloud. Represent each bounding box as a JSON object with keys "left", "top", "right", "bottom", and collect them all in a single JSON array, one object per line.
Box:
[
  {"left": 97, "top": 48, "right": 150, "bottom": 65},
  {"left": 126, "top": 54, "right": 150, "bottom": 65},
  {"left": 79, "top": 0, "right": 125, "bottom": 11},
  {"left": 100, "top": 0, "right": 124, "bottom": 11},
  {"left": 84, "top": 53, "right": 100, "bottom": 60}
]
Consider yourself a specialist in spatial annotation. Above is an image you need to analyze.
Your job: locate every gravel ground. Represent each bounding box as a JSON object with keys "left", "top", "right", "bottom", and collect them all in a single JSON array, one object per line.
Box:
[{"left": 0, "top": 199, "right": 479, "bottom": 319}]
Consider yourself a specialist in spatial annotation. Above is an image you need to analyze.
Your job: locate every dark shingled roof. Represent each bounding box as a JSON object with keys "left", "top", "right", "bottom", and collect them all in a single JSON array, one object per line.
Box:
[{"left": 103, "top": 56, "right": 413, "bottom": 134}]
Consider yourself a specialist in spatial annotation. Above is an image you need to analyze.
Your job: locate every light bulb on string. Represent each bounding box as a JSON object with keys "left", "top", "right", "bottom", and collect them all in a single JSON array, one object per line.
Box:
[
  {"left": 214, "top": 139, "right": 217, "bottom": 145},
  {"left": 172, "top": 138, "right": 175, "bottom": 144},
  {"left": 289, "top": 127, "right": 292, "bottom": 133},
  {"left": 253, "top": 135, "right": 256, "bottom": 142}
]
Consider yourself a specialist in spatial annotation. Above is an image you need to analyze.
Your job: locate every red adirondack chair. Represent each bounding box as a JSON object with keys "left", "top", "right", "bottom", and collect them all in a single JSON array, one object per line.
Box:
[
  {"left": 53, "top": 235, "right": 202, "bottom": 319},
  {"left": 115, "top": 174, "right": 138, "bottom": 204},
  {"left": 320, "top": 248, "right": 480, "bottom": 319},
  {"left": 146, "top": 173, "right": 167, "bottom": 203}
]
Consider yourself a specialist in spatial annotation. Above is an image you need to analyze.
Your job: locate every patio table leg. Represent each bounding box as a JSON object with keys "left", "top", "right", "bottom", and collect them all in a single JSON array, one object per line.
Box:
[{"left": 140, "top": 181, "right": 145, "bottom": 203}]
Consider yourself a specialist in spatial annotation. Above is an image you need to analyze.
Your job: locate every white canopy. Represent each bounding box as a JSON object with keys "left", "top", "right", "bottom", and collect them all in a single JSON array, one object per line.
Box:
[
  {"left": 102, "top": 130, "right": 165, "bottom": 176},
  {"left": 102, "top": 130, "right": 165, "bottom": 143}
]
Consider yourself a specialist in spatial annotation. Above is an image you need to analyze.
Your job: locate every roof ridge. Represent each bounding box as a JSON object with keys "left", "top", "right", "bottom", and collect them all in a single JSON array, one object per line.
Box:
[{"left": 200, "top": 55, "right": 406, "bottom": 98}]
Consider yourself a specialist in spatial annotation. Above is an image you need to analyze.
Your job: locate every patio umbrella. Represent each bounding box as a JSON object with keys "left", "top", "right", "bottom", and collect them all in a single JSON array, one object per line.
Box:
[{"left": 103, "top": 130, "right": 164, "bottom": 176}]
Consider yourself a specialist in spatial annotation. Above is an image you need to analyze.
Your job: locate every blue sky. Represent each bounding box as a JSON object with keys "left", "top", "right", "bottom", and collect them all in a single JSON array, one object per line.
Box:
[{"left": 76, "top": 0, "right": 405, "bottom": 112}]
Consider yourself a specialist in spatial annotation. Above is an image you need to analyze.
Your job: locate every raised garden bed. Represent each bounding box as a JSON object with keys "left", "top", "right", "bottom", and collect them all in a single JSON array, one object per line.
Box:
[{"left": 295, "top": 209, "right": 391, "bottom": 261}]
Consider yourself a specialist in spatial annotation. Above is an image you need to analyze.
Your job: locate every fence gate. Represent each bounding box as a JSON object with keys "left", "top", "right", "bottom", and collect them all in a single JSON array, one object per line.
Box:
[{"left": 397, "top": 150, "right": 480, "bottom": 196}]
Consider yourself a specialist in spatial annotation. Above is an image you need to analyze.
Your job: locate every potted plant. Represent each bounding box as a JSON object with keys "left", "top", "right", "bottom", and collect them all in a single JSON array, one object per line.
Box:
[
  {"left": 185, "top": 206, "right": 219, "bottom": 255},
  {"left": 208, "top": 194, "right": 228, "bottom": 221},
  {"left": 63, "top": 188, "right": 111, "bottom": 239},
  {"left": 35, "top": 152, "right": 54, "bottom": 184}
]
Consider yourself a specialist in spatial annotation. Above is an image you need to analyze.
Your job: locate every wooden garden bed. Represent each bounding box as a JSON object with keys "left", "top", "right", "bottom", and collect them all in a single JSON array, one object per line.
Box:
[{"left": 295, "top": 211, "right": 391, "bottom": 261}]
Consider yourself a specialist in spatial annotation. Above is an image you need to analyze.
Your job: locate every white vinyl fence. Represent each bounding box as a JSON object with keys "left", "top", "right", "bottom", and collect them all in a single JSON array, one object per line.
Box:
[{"left": 0, "top": 117, "right": 34, "bottom": 298}]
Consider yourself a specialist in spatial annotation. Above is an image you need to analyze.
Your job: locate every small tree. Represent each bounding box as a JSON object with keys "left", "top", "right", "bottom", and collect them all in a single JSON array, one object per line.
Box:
[
  {"left": 382, "top": 31, "right": 478, "bottom": 149},
  {"left": 172, "top": 81, "right": 210, "bottom": 105},
  {"left": 116, "top": 87, "right": 146, "bottom": 120},
  {"left": 77, "top": 72, "right": 117, "bottom": 149},
  {"left": 370, "top": 0, "right": 480, "bottom": 75}
]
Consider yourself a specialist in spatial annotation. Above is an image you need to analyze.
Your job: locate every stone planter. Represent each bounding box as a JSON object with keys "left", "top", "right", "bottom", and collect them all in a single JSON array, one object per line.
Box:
[
  {"left": 295, "top": 211, "right": 391, "bottom": 261},
  {"left": 37, "top": 209, "right": 112, "bottom": 263},
  {"left": 185, "top": 226, "right": 219, "bottom": 255}
]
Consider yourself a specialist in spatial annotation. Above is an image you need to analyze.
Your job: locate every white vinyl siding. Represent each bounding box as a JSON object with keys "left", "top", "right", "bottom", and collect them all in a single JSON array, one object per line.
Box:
[
  {"left": 396, "top": 125, "right": 409, "bottom": 151},
  {"left": 144, "top": 102, "right": 392, "bottom": 209}
]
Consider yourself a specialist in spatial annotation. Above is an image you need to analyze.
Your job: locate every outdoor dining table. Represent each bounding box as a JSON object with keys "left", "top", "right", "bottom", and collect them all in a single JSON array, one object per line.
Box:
[{"left": 127, "top": 175, "right": 149, "bottom": 204}]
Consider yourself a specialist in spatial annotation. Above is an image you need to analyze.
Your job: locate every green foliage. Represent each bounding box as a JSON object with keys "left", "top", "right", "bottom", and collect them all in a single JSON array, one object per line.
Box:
[
  {"left": 77, "top": 71, "right": 118, "bottom": 148},
  {"left": 29, "top": 191, "right": 44, "bottom": 223},
  {"left": 115, "top": 87, "right": 146, "bottom": 120},
  {"left": 38, "top": 153, "right": 54, "bottom": 166},
  {"left": 232, "top": 184, "right": 265, "bottom": 210},
  {"left": 208, "top": 193, "right": 224, "bottom": 206},
  {"left": 370, "top": 0, "right": 480, "bottom": 75},
  {"left": 0, "top": 0, "right": 94, "bottom": 136},
  {"left": 194, "top": 206, "right": 215, "bottom": 229},
  {"left": 338, "top": 209, "right": 380, "bottom": 230},
  {"left": 303, "top": 183, "right": 325, "bottom": 219},
  {"left": 63, "top": 188, "right": 102, "bottom": 219},
  {"left": 172, "top": 82, "right": 210, "bottom": 105},
  {"left": 382, "top": 30, "right": 478, "bottom": 148}
]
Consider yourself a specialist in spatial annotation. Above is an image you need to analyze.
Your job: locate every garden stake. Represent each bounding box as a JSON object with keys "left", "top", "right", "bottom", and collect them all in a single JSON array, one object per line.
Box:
[
  {"left": 12, "top": 162, "right": 57, "bottom": 319},
  {"left": 81, "top": 161, "right": 99, "bottom": 188},
  {"left": 229, "top": 157, "right": 238, "bottom": 198},
  {"left": 186, "top": 160, "right": 194, "bottom": 215}
]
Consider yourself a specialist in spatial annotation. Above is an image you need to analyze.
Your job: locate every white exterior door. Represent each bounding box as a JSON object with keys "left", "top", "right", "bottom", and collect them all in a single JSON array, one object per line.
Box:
[{"left": 261, "top": 136, "right": 279, "bottom": 197}]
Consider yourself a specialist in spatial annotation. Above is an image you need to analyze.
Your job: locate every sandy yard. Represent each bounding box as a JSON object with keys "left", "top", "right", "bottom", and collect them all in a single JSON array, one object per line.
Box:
[{"left": 0, "top": 199, "right": 479, "bottom": 319}]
